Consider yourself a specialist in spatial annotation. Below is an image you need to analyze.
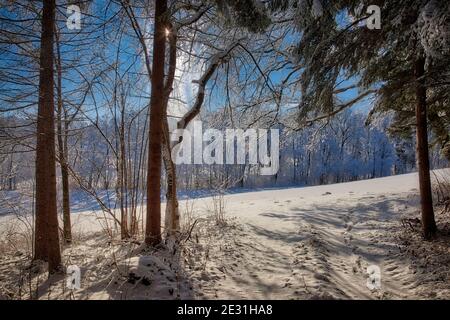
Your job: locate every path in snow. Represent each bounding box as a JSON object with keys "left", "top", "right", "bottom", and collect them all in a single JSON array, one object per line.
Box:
[{"left": 192, "top": 172, "right": 435, "bottom": 299}]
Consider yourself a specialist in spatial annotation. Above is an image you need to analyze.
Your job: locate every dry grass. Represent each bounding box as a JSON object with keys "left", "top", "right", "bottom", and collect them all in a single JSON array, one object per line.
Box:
[
  {"left": 209, "top": 191, "right": 226, "bottom": 226},
  {"left": 0, "top": 196, "right": 239, "bottom": 300},
  {"left": 432, "top": 171, "right": 450, "bottom": 214}
]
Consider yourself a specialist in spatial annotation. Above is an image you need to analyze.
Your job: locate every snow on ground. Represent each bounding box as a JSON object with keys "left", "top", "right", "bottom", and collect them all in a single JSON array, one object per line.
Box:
[
  {"left": 1, "top": 170, "right": 449, "bottom": 299},
  {"left": 179, "top": 170, "right": 449, "bottom": 299}
]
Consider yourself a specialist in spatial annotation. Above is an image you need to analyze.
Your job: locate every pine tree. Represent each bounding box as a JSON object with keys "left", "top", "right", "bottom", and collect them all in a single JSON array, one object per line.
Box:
[
  {"left": 271, "top": 0, "right": 449, "bottom": 238},
  {"left": 34, "top": 0, "right": 61, "bottom": 271}
]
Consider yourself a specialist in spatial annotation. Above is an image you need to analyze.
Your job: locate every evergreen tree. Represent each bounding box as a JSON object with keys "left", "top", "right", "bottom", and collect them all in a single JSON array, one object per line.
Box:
[
  {"left": 34, "top": 0, "right": 61, "bottom": 271},
  {"left": 271, "top": 0, "right": 449, "bottom": 238}
]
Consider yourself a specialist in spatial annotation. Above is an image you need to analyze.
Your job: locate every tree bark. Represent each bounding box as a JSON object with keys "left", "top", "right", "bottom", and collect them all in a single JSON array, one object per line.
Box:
[
  {"left": 34, "top": 0, "right": 61, "bottom": 272},
  {"left": 415, "top": 56, "right": 437, "bottom": 239},
  {"left": 161, "top": 23, "right": 180, "bottom": 237},
  {"left": 162, "top": 116, "right": 180, "bottom": 236},
  {"left": 145, "top": 0, "right": 167, "bottom": 246},
  {"left": 55, "top": 27, "right": 72, "bottom": 244},
  {"left": 119, "top": 103, "right": 129, "bottom": 239}
]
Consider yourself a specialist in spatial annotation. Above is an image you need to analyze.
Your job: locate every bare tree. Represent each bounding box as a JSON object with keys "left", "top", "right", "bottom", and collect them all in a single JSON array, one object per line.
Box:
[{"left": 55, "top": 26, "right": 71, "bottom": 244}]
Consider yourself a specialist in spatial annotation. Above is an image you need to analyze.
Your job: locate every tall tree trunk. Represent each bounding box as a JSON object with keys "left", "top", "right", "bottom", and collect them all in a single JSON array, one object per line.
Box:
[
  {"left": 415, "top": 56, "right": 437, "bottom": 239},
  {"left": 34, "top": 0, "right": 61, "bottom": 272},
  {"left": 119, "top": 106, "right": 129, "bottom": 239},
  {"left": 162, "top": 23, "right": 180, "bottom": 237},
  {"left": 162, "top": 123, "right": 180, "bottom": 236},
  {"left": 55, "top": 27, "right": 71, "bottom": 244},
  {"left": 145, "top": 0, "right": 167, "bottom": 246},
  {"left": 8, "top": 149, "right": 14, "bottom": 190}
]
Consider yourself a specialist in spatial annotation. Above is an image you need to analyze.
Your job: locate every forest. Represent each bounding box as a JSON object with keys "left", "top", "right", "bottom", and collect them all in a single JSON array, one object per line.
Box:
[{"left": 0, "top": 0, "right": 449, "bottom": 301}]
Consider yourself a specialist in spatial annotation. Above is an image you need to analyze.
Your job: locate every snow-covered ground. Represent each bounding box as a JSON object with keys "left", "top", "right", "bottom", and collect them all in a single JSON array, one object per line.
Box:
[
  {"left": 1, "top": 170, "right": 449, "bottom": 299},
  {"left": 180, "top": 170, "right": 449, "bottom": 299}
]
